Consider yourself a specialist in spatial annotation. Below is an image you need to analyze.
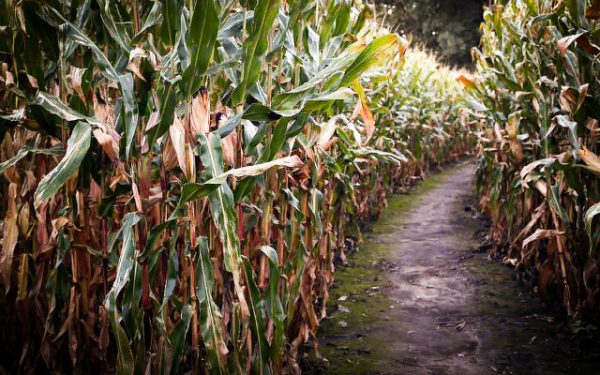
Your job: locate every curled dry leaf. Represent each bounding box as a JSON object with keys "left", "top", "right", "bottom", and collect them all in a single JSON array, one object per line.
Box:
[
  {"left": 94, "top": 100, "right": 116, "bottom": 127},
  {"left": 578, "top": 147, "right": 600, "bottom": 175},
  {"left": 352, "top": 80, "right": 375, "bottom": 144},
  {"left": 162, "top": 134, "right": 178, "bottom": 171},
  {"left": 142, "top": 111, "right": 160, "bottom": 154},
  {"left": 458, "top": 75, "right": 477, "bottom": 89},
  {"left": 0, "top": 183, "right": 18, "bottom": 289},
  {"left": 145, "top": 111, "right": 160, "bottom": 132},
  {"left": 510, "top": 139, "right": 524, "bottom": 164},
  {"left": 169, "top": 116, "right": 186, "bottom": 173},
  {"left": 16, "top": 253, "right": 28, "bottom": 301},
  {"left": 558, "top": 33, "right": 600, "bottom": 57},
  {"left": 318, "top": 117, "right": 338, "bottom": 148},
  {"left": 587, "top": 0, "right": 600, "bottom": 19},
  {"left": 132, "top": 180, "right": 143, "bottom": 213},
  {"left": 522, "top": 229, "right": 564, "bottom": 249},
  {"left": 538, "top": 261, "right": 555, "bottom": 297},
  {"left": 17, "top": 203, "right": 30, "bottom": 237},
  {"left": 360, "top": 101, "right": 375, "bottom": 144},
  {"left": 169, "top": 116, "right": 195, "bottom": 179},
  {"left": 93, "top": 129, "right": 120, "bottom": 162},
  {"left": 218, "top": 109, "right": 238, "bottom": 167},
  {"left": 190, "top": 87, "right": 211, "bottom": 136},
  {"left": 350, "top": 98, "right": 361, "bottom": 121},
  {"left": 127, "top": 47, "right": 146, "bottom": 82},
  {"left": 205, "top": 155, "right": 304, "bottom": 185},
  {"left": 68, "top": 67, "right": 87, "bottom": 104}
]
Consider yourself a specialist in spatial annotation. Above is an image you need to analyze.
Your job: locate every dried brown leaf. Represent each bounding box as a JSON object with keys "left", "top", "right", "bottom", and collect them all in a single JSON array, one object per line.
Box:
[
  {"left": 587, "top": 0, "right": 600, "bottom": 19},
  {"left": 538, "top": 261, "right": 555, "bottom": 296},
  {"left": 522, "top": 228, "right": 564, "bottom": 249},
  {"left": 93, "top": 129, "right": 120, "bottom": 162},
  {"left": 190, "top": 87, "right": 211, "bottom": 136},
  {"left": 0, "top": 183, "right": 18, "bottom": 289},
  {"left": 578, "top": 146, "right": 600, "bottom": 175}
]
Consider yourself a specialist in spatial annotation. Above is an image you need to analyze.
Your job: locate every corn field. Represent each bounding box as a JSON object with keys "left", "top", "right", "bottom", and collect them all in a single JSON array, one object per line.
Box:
[
  {"left": 471, "top": 0, "right": 600, "bottom": 322},
  {"left": 0, "top": 0, "right": 474, "bottom": 373}
]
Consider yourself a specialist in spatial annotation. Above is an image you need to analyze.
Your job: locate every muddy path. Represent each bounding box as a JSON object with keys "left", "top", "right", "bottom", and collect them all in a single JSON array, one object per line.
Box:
[{"left": 305, "top": 160, "right": 600, "bottom": 375}]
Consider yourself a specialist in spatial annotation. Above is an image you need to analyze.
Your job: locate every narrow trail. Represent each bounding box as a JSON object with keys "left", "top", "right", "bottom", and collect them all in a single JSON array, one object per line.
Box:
[{"left": 308, "top": 161, "right": 599, "bottom": 375}]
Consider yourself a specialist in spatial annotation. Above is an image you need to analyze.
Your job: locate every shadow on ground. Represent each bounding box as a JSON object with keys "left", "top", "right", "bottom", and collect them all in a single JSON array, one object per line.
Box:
[{"left": 303, "top": 160, "right": 600, "bottom": 375}]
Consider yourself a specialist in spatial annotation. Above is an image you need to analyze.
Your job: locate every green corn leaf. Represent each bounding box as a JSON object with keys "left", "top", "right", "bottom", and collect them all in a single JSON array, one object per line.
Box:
[
  {"left": 118, "top": 74, "right": 139, "bottom": 159},
  {"left": 35, "top": 91, "right": 86, "bottom": 122},
  {"left": 34, "top": 91, "right": 103, "bottom": 127},
  {"left": 198, "top": 133, "right": 254, "bottom": 368},
  {"left": 59, "top": 19, "right": 120, "bottom": 81},
  {"left": 177, "top": 183, "right": 221, "bottom": 206},
  {"left": 242, "top": 104, "right": 301, "bottom": 121},
  {"left": 555, "top": 114, "right": 580, "bottom": 150},
  {"left": 161, "top": 0, "right": 184, "bottom": 48},
  {"left": 169, "top": 305, "right": 194, "bottom": 375},
  {"left": 105, "top": 212, "right": 140, "bottom": 311},
  {"left": 548, "top": 185, "right": 570, "bottom": 230},
  {"left": 196, "top": 237, "right": 228, "bottom": 374},
  {"left": 183, "top": 0, "right": 219, "bottom": 97},
  {"left": 242, "top": 104, "right": 284, "bottom": 121},
  {"left": 34, "top": 122, "right": 91, "bottom": 208},
  {"left": 140, "top": 220, "right": 176, "bottom": 260},
  {"left": 108, "top": 312, "right": 136, "bottom": 375},
  {"left": 303, "top": 88, "right": 355, "bottom": 112},
  {"left": 132, "top": 1, "right": 163, "bottom": 43},
  {"left": 232, "top": 0, "right": 281, "bottom": 104},
  {"left": 243, "top": 258, "right": 270, "bottom": 375},
  {"left": 216, "top": 114, "right": 242, "bottom": 138},
  {"left": 175, "top": 153, "right": 301, "bottom": 211},
  {"left": 339, "top": 34, "right": 400, "bottom": 87},
  {"left": 198, "top": 132, "right": 241, "bottom": 275},
  {"left": 259, "top": 246, "right": 285, "bottom": 362},
  {"left": 218, "top": 11, "right": 254, "bottom": 41},
  {"left": 585, "top": 202, "right": 600, "bottom": 255},
  {"left": 162, "top": 249, "right": 179, "bottom": 309},
  {"left": 96, "top": 0, "right": 132, "bottom": 52},
  {"left": 177, "top": 155, "right": 302, "bottom": 210},
  {"left": 257, "top": 119, "right": 289, "bottom": 163},
  {"left": 272, "top": 44, "right": 364, "bottom": 109},
  {"left": 146, "top": 78, "right": 177, "bottom": 148},
  {"left": 104, "top": 212, "right": 140, "bottom": 375},
  {"left": 0, "top": 145, "right": 62, "bottom": 174},
  {"left": 62, "top": 0, "right": 92, "bottom": 60}
]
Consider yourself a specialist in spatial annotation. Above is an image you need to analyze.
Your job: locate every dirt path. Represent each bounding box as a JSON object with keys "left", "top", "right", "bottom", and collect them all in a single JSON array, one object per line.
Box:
[{"left": 307, "top": 160, "right": 599, "bottom": 375}]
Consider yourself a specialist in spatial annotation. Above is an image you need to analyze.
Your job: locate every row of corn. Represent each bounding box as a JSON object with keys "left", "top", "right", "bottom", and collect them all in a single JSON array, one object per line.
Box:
[
  {"left": 0, "top": 0, "right": 473, "bottom": 373},
  {"left": 470, "top": 0, "right": 600, "bottom": 321}
]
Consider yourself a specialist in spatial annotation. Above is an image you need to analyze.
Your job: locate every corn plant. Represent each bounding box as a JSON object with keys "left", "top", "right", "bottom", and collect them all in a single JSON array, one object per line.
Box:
[
  {"left": 0, "top": 0, "right": 473, "bottom": 373},
  {"left": 470, "top": 0, "right": 600, "bottom": 321}
]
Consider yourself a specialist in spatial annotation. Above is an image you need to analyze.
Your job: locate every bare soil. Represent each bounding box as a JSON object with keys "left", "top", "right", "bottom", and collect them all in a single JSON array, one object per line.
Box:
[{"left": 304, "top": 161, "right": 600, "bottom": 375}]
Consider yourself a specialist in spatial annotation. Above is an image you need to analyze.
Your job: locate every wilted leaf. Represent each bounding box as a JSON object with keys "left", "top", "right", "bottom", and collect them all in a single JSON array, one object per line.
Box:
[
  {"left": 0, "top": 183, "right": 18, "bottom": 289},
  {"left": 578, "top": 147, "right": 600, "bottom": 175},
  {"left": 522, "top": 229, "right": 564, "bottom": 249},
  {"left": 190, "top": 87, "right": 211, "bottom": 136},
  {"left": 586, "top": 0, "right": 600, "bottom": 19}
]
